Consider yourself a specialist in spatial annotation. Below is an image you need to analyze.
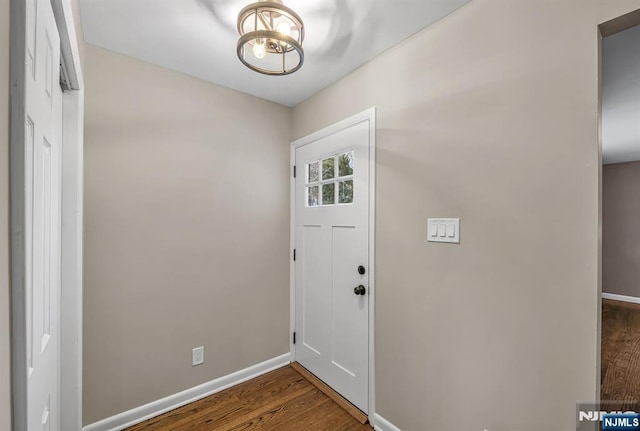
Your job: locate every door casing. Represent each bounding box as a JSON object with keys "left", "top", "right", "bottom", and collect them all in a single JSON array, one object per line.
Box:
[{"left": 289, "top": 107, "right": 376, "bottom": 423}]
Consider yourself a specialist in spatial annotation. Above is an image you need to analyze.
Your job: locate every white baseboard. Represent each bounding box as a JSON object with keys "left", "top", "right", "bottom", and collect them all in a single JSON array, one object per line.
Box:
[
  {"left": 374, "top": 413, "right": 402, "bottom": 431},
  {"left": 83, "top": 353, "right": 291, "bottom": 431},
  {"left": 602, "top": 292, "right": 640, "bottom": 305}
]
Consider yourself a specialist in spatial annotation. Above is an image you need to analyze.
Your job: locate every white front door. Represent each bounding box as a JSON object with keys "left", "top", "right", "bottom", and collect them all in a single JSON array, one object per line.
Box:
[
  {"left": 294, "top": 113, "right": 373, "bottom": 414},
  {"left": 24, "top": 0, "right": 63, "bottom": 429}
]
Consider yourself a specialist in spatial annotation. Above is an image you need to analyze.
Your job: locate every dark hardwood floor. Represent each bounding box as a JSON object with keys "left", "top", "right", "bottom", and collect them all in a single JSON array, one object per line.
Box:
[
  {"left": 125, "top": 365, "right": 373, "bottom": 431},
  {"left": 601, "top": 299, "right": 640, "bottom": 410}
]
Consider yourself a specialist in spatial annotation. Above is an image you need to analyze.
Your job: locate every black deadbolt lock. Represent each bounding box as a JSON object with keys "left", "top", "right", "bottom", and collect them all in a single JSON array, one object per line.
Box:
[{"left": 358, "top": 265, "right": 366, "bottom": 275}]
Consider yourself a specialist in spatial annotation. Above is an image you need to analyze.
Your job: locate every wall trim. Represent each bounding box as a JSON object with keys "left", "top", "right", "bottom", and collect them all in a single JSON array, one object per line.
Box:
[
  {"left": 602, "top": 292, "right": 640, "bottom": 305},
  {"left": 82, "top": 353, "right": 291, "bottom": 431},
  {"left": 374, "top": 413, "right": 402, "bottom": 431}
]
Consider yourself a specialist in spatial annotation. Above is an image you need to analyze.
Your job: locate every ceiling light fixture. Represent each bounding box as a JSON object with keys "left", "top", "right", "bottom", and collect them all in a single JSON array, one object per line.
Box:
[{"left": 236, "top": 0, "right": 305, "bottom": 76}]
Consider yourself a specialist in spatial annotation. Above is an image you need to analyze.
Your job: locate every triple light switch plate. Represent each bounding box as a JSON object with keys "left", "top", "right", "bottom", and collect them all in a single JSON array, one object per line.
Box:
[{"left": 427, "top": 218, "right": 460, "bottom": 244}]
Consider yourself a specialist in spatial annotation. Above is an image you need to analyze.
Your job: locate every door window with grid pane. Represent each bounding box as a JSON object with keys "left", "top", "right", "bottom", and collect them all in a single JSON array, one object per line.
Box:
[{"left": 306, "top": 151, "right": 354, "bottom": 207}]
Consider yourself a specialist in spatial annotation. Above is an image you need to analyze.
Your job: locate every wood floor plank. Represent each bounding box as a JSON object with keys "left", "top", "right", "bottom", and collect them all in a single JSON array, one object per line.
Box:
[
  {"left": 222, "top": 389, "right": 332, "bottom": 431},
  {"left": 127, "top": 367, "right": 304, "bottom": 431},
  {"left": 175, "top": 381, "right": 314, "bottom": 431},
  {"left": 290, "top": 361, "right": 368, "bottom": 424},
  {"left": 171, "top": 371, "right": 312, "bottom": 431},
  {"left": 601, "top": 300, "right": 640, "bottom": 412},
  {"left": 125, "top": 365, "right": 372, "bottom": 431}
]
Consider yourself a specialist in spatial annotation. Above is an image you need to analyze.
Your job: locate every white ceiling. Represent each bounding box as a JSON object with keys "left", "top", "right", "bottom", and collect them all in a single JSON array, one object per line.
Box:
[
  {"left": 79, "top": 0, "right": 471, "bottom": 107},
  {"left": 602, "top": 24, "right": 640, "bottom": 165}
]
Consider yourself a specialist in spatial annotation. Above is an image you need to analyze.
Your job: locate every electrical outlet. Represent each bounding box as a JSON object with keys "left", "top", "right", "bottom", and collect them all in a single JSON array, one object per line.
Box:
[{"left": 192, "top": 346, "right": 204, "bottom": 366}]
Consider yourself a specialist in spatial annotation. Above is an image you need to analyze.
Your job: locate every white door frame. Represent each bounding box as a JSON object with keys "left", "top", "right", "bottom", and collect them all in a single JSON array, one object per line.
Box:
[
  {"left": 289, "top": 107, "right": 376, "bottom": 423},
  {"left": 9, "top": 0, "right": 84, "bottom": 429}
]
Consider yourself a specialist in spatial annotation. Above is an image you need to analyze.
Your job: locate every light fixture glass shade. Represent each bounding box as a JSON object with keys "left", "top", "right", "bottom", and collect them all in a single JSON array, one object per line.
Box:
[{"left": 237, "top": 1, "right": 305, "bottom": 75}]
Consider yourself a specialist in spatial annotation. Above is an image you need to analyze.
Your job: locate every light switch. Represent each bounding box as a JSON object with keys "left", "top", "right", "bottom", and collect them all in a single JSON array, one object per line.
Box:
[
  {"left": 430, "top": 224, "right": 438, "bottom": 238},
  {"left": 446, "top": 223, "right": 455, "bottom": 238},
  {"left": 428, "top": 218, "right": 460, "bottom": 244}
]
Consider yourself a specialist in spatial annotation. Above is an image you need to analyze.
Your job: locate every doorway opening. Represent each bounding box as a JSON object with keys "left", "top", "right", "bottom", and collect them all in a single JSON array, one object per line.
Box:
[{"left": 599, "top": 8, "right": 640, "bottom": 416}]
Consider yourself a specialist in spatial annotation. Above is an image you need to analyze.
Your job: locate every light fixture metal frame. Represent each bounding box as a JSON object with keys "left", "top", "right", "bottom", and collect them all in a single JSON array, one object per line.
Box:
[{"left": 236, "top": 1, "right": 305, "bottom": 76}]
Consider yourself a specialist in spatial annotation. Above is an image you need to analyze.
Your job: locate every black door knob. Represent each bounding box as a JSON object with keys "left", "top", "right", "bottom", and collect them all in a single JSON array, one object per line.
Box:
[
  {"left": 354, "top": 285, "right": 366, "bottom": 296},
  {"left": 358, "top": 265, "right": 366, "bottom": 275}
]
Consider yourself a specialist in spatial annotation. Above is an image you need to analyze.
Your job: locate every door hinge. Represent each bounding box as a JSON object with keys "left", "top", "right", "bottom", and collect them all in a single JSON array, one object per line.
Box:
[
  {"left": 293, "top": 332, "right": 296, "bottom": 344},
  {"left": 293, "top": 165, "right": 297, "bottom": 178},
  {"left": 293, "top": 249, "right": 296, "bottom": 261}
]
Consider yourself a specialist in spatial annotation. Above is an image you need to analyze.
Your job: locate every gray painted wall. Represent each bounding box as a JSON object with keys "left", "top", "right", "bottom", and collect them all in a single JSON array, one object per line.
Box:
[
  {"left": 292, "top": 1, "right": 640, "bottom": 430},
  {"left": 603, "top": 162, "right": 640, "bottom": 298},
  {"left": 82, "top": 45, "right": 292, "bottom": 424}
]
